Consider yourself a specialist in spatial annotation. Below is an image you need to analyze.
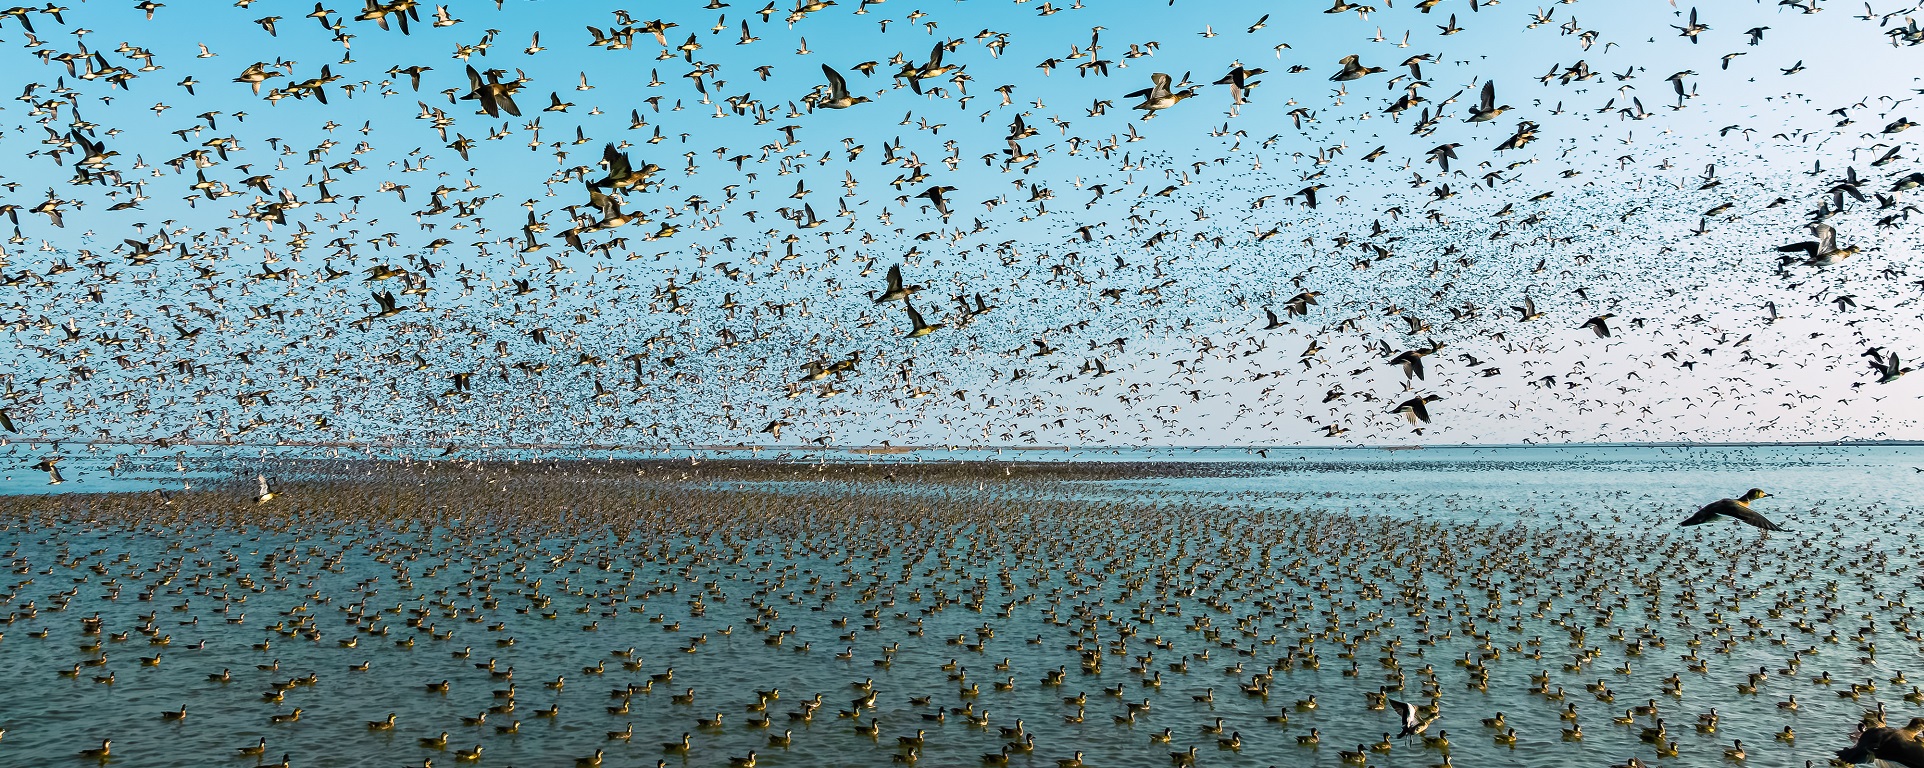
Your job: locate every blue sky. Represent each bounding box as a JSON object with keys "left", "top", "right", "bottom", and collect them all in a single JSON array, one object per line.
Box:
[{"left": 0, "top": 0, "right": 1920, "bottom": 452}]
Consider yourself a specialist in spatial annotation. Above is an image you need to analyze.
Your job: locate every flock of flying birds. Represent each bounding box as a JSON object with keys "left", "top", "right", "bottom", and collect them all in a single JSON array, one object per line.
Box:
[{"left": 0, "top": 0, "right": 1916, "bottom": 452}]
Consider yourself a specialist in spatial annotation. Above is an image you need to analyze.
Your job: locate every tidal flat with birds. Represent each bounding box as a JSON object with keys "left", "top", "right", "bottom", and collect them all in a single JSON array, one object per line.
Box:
[{"left": 0, "top": 445, "right": 1921, "bottom": 767}]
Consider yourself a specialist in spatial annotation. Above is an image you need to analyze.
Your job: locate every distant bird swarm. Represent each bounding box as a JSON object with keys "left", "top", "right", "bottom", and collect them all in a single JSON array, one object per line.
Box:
[{"left": 0, "top": 0, "right": 1916, "bottom": 448}]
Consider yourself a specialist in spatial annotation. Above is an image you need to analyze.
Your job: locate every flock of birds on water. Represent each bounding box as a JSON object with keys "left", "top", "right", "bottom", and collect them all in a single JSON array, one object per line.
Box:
[
  {"left": 0, "top": 0, "right": 1923, "bottom": 765},
  {"left": 0, "top": 460, "right": 1922, "bottom": 768},
  {"left": 0, "top": 0, "right": 1908, "bottom": 452}
]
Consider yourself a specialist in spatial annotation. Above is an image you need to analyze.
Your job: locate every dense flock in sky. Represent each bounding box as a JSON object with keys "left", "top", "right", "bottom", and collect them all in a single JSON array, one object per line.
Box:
[{"left": 1, "top": 0, "right": 1921, "bottom": 450}]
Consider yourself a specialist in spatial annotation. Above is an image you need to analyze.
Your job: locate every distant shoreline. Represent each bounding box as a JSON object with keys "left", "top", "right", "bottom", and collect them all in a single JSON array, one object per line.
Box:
[{"left": 2, "top": 438, "right": 1919, "bottom": 453}]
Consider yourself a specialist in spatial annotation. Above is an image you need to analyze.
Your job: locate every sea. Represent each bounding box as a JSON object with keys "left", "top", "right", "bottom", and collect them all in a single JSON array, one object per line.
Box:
[{"left": 0, "top": 443, "right": 1917, "bottom": 768}]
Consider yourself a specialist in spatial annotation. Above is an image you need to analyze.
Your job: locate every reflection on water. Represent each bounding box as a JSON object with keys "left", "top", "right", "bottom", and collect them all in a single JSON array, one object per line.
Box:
[{"left": 0, "top": 445, "right": 1917, "bottom": 768}]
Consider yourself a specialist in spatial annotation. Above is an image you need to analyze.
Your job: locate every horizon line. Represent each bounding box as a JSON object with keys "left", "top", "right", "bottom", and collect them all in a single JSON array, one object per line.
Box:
[{"left": 8, "top": 438, "right": 1923, "bottom": 455}]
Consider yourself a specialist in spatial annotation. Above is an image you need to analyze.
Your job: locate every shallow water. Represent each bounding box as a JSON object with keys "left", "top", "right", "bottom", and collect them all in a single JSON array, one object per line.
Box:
[{"left": 0, "top": 446, "right": 1919, "bottom": 768}]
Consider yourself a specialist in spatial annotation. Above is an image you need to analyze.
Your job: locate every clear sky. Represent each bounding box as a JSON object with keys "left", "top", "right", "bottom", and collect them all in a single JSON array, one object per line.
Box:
[{"left": 0, "top": 0, "right": 1919, "bottom": 451}]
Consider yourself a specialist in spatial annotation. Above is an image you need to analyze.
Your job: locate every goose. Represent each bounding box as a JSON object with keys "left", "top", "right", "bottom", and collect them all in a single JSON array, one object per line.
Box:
[
  {"left": 1389, "top": 395, "right": 1443, "bottom": 425},
  {"left": 1778, "top": 222, "right": 1859, "bottom": 265},
  {"left": 1672, "top": 7, "right": 1709, "bottom": 42},
  {"left": 461, "top": 65, "right": 522, "bottom": 117},
  {"left": 1465, "top": 80, "right": 1510, "bottom": 122},
  {"left": 1581, "top": 314, "right": 1615, "bottom": 338},
  {"left": 1331, "top": 54, "right": 1385, "bottom": 81},
  {"left": 1867, "top": 348, "right": 1913, "bottom": 384},
  {"left": 1679, "top": 490, "right": 1784, "bottom": 531},
  {"left": 816, "top": 65, "right": 869, "bottom": 109},
  {"left": 872, "top": 265, "right": 920, "bottom": 303},
  {"left": 1512, "top": 296, "right": 1545, "bottom": 321},
  {"left": 1128, "top": 73, "right": 1198, "bottom": 113},
  {"left": 899, "top": 42, "right": 957, "bottom": 94},
  {"left": 903, "top": 299, "right": 944, "bottom": 338}
]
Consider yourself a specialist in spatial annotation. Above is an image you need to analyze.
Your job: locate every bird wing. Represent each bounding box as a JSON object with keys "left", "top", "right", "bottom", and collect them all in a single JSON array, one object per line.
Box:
[
  {"left": 1389, "top": 699, "right": 1417, "bottom": 729},
  {"left": 1776, "top": 240, "right": 1818, "bottom": 258},
  {"left": 1869, "top": 729, "right": 1924, "bottom": 768},
  {"left": 822, "top": 63, "right": 848, "bottom": 98},
  {"left": 1480, "top": 80, "right": 1495, "bottom": 111},
  {"left": 1837, "top": 728, "right": 1924, "bottom": 768},
  {"left": 1723, "top": 505, "right": 1786, "bottom": 532},
  {"left": 1677, "top": 504, "right": 1725, "bottom": 526},
  {"left": 1813, "top": 223, "right": 1837, "bottom": 254}
]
